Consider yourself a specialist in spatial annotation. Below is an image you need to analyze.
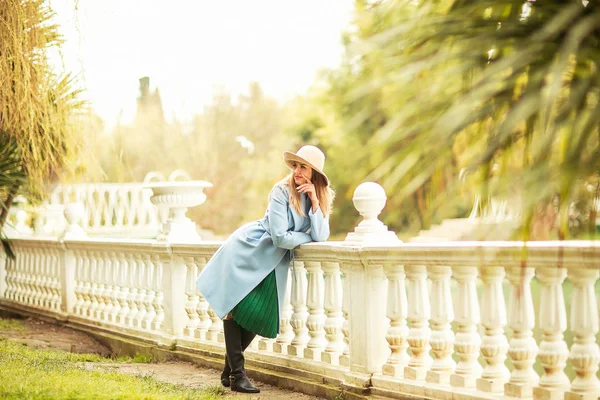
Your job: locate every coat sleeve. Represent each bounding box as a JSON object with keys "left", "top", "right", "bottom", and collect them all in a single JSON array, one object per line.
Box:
[
  {"left": 308, "top": 206, "right": 330, "bottom": 242},
  {"left": 268, "top": 186, "right": 312, "bottom": 250}
]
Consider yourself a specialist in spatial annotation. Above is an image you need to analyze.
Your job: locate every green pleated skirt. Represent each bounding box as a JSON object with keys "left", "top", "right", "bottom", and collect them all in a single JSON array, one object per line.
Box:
[{"left": 230, "top": 269, "right": 279, "bottom": 338}]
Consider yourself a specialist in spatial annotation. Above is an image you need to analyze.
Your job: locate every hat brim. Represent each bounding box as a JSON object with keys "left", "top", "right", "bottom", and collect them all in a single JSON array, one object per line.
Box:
[{"left": 283, "top": 152, "right": 330, "bottom": 186}]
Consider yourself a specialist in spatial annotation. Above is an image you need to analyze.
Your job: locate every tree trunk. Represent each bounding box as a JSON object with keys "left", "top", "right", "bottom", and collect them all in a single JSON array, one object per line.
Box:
[{"left": 0, "top": 186, "right": 18, "bottom": 232}]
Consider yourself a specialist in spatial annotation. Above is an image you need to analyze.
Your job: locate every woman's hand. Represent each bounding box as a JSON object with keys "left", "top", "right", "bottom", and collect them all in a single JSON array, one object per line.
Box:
[{"left": 297, "top": 175, "right": 320, "bottom": 212}]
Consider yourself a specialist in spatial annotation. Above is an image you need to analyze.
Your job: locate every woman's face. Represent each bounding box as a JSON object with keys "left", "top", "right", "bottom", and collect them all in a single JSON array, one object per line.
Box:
[{"left": 292, "top": 162, "right": 313, "bottom": 186}]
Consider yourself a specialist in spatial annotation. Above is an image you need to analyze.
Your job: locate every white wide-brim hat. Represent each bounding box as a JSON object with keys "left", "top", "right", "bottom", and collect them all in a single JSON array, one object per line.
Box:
[{"left": 283, "top": 145, "right": 329, "bottom": 186}]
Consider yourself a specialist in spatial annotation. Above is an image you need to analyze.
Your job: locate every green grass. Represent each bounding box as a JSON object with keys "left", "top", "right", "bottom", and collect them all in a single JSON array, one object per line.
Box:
[
  {"left": 0, "top": 340, "right": 228, "bottom": 400},
  {"left": 0, "top": 318, "right": 26, "bottom": 332}
]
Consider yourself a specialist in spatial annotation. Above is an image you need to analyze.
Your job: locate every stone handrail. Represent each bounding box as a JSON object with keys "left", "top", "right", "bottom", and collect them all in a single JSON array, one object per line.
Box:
[
  {"left": 0, "top": 181, "right": 598, "bottom": 399},
  {"left": 1, "top": 237, "right": 598, "bottom": 399},
  {"left": 46, "top": 182, "right": 167, "bottom": 237}
]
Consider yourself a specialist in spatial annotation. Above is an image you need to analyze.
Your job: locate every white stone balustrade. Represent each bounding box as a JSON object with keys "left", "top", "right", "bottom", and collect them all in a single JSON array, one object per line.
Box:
[
  {"left": 48, "top": 181, "right": 167, "bottom": 237},
  {"left": 1, "top": 182, "right": 600, "bottom": 400}
]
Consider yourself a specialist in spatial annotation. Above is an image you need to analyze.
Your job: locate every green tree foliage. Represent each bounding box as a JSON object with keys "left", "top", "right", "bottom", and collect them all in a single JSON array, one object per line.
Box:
[
  {"left": 1, "top": 0, "right": 84, "bottom": 252},
  {"left": 291, "top": 0, "right": 600, "bottom": 239},
  {"left": 91, "top": 82, "right": 292, "bottom": 235}
]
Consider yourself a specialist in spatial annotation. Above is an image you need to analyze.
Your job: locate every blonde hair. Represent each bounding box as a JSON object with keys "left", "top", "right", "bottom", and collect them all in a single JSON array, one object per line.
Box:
[{"left": 280, "top": 170, "right": 335, "bottom": 217}]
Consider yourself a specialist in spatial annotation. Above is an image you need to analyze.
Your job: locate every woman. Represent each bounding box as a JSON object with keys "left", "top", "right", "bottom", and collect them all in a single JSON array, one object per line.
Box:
[{"left": 196, "top": 145, "right": 334, "bottom": 394}]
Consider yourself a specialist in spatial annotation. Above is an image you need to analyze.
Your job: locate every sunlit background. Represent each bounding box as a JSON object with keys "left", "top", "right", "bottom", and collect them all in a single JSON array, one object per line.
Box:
[
  {"left": 2, "top": 0, "right": 599, "bottom": 241},
  {"left": 48, "top": 0, "right": 354, "bottom": 130}
]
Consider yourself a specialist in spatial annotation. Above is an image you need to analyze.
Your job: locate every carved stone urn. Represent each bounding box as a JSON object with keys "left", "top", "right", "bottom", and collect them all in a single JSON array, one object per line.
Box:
[{"left": 143, "top": 181, "right": 213, "bottom": 243}]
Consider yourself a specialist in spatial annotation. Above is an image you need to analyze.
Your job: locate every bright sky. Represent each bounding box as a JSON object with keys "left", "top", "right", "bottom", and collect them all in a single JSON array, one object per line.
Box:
[{"left": 48, "top": 0, "right": 354, "bottom": 131}]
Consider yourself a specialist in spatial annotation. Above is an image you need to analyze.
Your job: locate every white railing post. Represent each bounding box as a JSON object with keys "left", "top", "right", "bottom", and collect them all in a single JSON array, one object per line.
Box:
[
  {"left": 117, "top": 252, "right": 130, "bottom": 325},
  {"left": 404, "top": 263, "right": 432, "bottom": 381},
  {"left": 427, "top": 265, "right": 455, "bottom": 384},
  {"left": 193, "top": 257, "right": 212, "bottom": 339},
  {"left": 159, "top": 252, "right": 187, "bottom": 341},
  {"left": 274, "top": 268, "right": 294, "bottom": 354},
  {"left": 94, "top": 254, "right": 107, "bottom": 320},
  {"left": 304, "top": 260, "right": 326, "bottom": 361},
  {"left": 59, "top": 244, "right": 76, "bottom": 315},
  {"left": 184, "top": 256, "right": 200, "bottom": 337},
  {"left": 477, "top": 266, "right": 509, "bottom": 393},
  {"left": 450, "top": 265, "right": 482, "bottom": 388},
  {"left": 108, "top": 251, "right": 121, "bottom": 324},
  {"left": 134, "top": 252, "right": 147, "bottom": 327},
  {"left": 289, "top": 260, "right": 309, "bottom": 356},
  {"left": 101, "top": 252, "right": 114, "bottom": 322},
  {"left": 505, "top": 265, "right": 538, "bottom": 398},
  {"left": 142, "top": 254, "right": 156, "bottom": 330},
  {"left": 565, "top": 267, "right": 599, "bottom": 399},
  {"left": 533, "top": 267, "right": 569, "bottom": 399},
  {"left": 125, "top": 253, "right": 139, "bottom": 326},
  {"left": 81, "top": 255, "right": 92, "bottom": 318},
  {"left": 382, "top": 262, "right": 409, "bottom": 378},
  {"left": 339, "top": 252, "right": 388, "bottom": 388},
  {"left": 321, "top": 261, "right": 344, "bottom": 365},
  {"left": 151, "top": 254, "right": 164, "bottom": 331}
]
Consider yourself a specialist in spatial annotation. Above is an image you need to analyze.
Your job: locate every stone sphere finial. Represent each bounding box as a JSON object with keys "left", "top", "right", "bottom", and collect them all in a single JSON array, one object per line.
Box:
[
  {"left": 62, "top": 202, "right": 87, "bottom": 240},
  {"left": 345, "top": 182, "right": 400, "bottom": 244},
  {"left": 352, "top": 182, "right": 387, "bottom": 224}
]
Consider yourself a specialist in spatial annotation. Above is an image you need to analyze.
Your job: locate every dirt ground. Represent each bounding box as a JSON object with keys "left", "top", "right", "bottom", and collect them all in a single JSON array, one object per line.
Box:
[{"left": 1, "top": 317, "right": 324, "bottom": 400}]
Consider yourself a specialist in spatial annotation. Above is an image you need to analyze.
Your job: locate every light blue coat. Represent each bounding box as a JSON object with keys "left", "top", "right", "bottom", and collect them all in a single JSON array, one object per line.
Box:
[{"left": 196, "top": 182, "right": 330, "bottom": 322}]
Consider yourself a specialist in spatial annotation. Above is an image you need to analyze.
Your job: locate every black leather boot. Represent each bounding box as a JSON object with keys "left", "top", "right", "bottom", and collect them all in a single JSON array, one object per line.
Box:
[
  {"left": 220, "top": 323, "right": 256, "bottom": 387},
  {"left": 223, "top": 319, "right": 260, "bottom": 393}
]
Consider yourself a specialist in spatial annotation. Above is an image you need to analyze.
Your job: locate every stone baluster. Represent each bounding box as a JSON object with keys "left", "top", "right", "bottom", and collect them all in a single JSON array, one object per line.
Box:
[
  {"left": 274, "top": 268, "right": 294, "bottom": 354},
  {"left": 24, "top": 249, "right": 32, "bottom": 304},
  {"left": 125, "top": 253, "right": 139, "bottom": 327},
  {"left": 565, "top": 267, "right": 599, "bottom": 399},
  {"left": 13, "top": 252, "right": 21, "bottom": 302},
  {"left": 94, "top": 254, "right": 107, "bottom": 320},
  {"left": 142, "top": 254, "right": 156, "bottom": 330},
  {"left": 289, "top": 260, "right": 309, "bottom": 356},
  {"left": 304, "top": 260, "right": 327, "bottom": 361},
  {"left": 34, "top": 248, "right": 44, "bottom": 307},
  {"left": 404, "top": 264, "right": 432, "bottom": 380},
  {"left": 45, "top": 248, "right": 56, "bottom": 309},
  {"left": 47, "top": 248, "right": 58, "bottom": 310},
  {"left": 340, "top": 269, "right": 350, "bottom": 368},
  {"left": 81, "top": 256, "right": 92, "bottom": 318},
  {"left": 194, "top": 257, "right": 211, "bottom": 339},
  {"left": 184, "top": 257, "right": 200, "bottom": 337},
  {"left": 505, "top": 265, "right": 538, "bottom": 398},
  {"left": 382, "top": 262, "right": 409, "bottom": 378},
  {"left": 58, "top": 245, "right": 75, "bottom": 315},
  {"left": 451, "top": 266, "right": 482, "bottom": 388},
  {"left": 88, "top": 252, "right": 100, "bottom": 319},
  {"left": 37, "top": 248, "right": 46, "bottom": 307},
  {"left": 12, "top": 251, "right": 21, "bottom": 303},
  {"left": 477, "top": 266, "right": 509, "bottom": 393},
  {"left": 151, "top": 254, "right": 164, "bottom": 331},
  {"left": 31, "top": 248, "right": 41, "bottom": 306},
  {"left": 73, "top": 251, "right": 84, "bottom": 315},
  {"left": 4, "top": 254, "right": 13, "bottom": 301},
  {"left": 321, "top": 261, "right": 344, "bottom": 365},
  {"left": 108, "top": 252, "right": 121, "bottom": 323},
  {"left": 50, "top": 249, "right": 61, "bottom": 311},
  {"left": 134, "top": 253, "right": 147, "bottom": 327},
  {"left": 427, "top": 265, "right": 455, "bottom": 384},
  {"left": 23, "top": 249, "right": 32, "bottom": 305},
  {"left": 206, "top": 307, "right": 222, "bottom": 342},
  {"left": 17, "top": 250, "right": 27, "bottom": 303},
  {"left": 117, "top": 253, "right": 130, "bottom": 325}
]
